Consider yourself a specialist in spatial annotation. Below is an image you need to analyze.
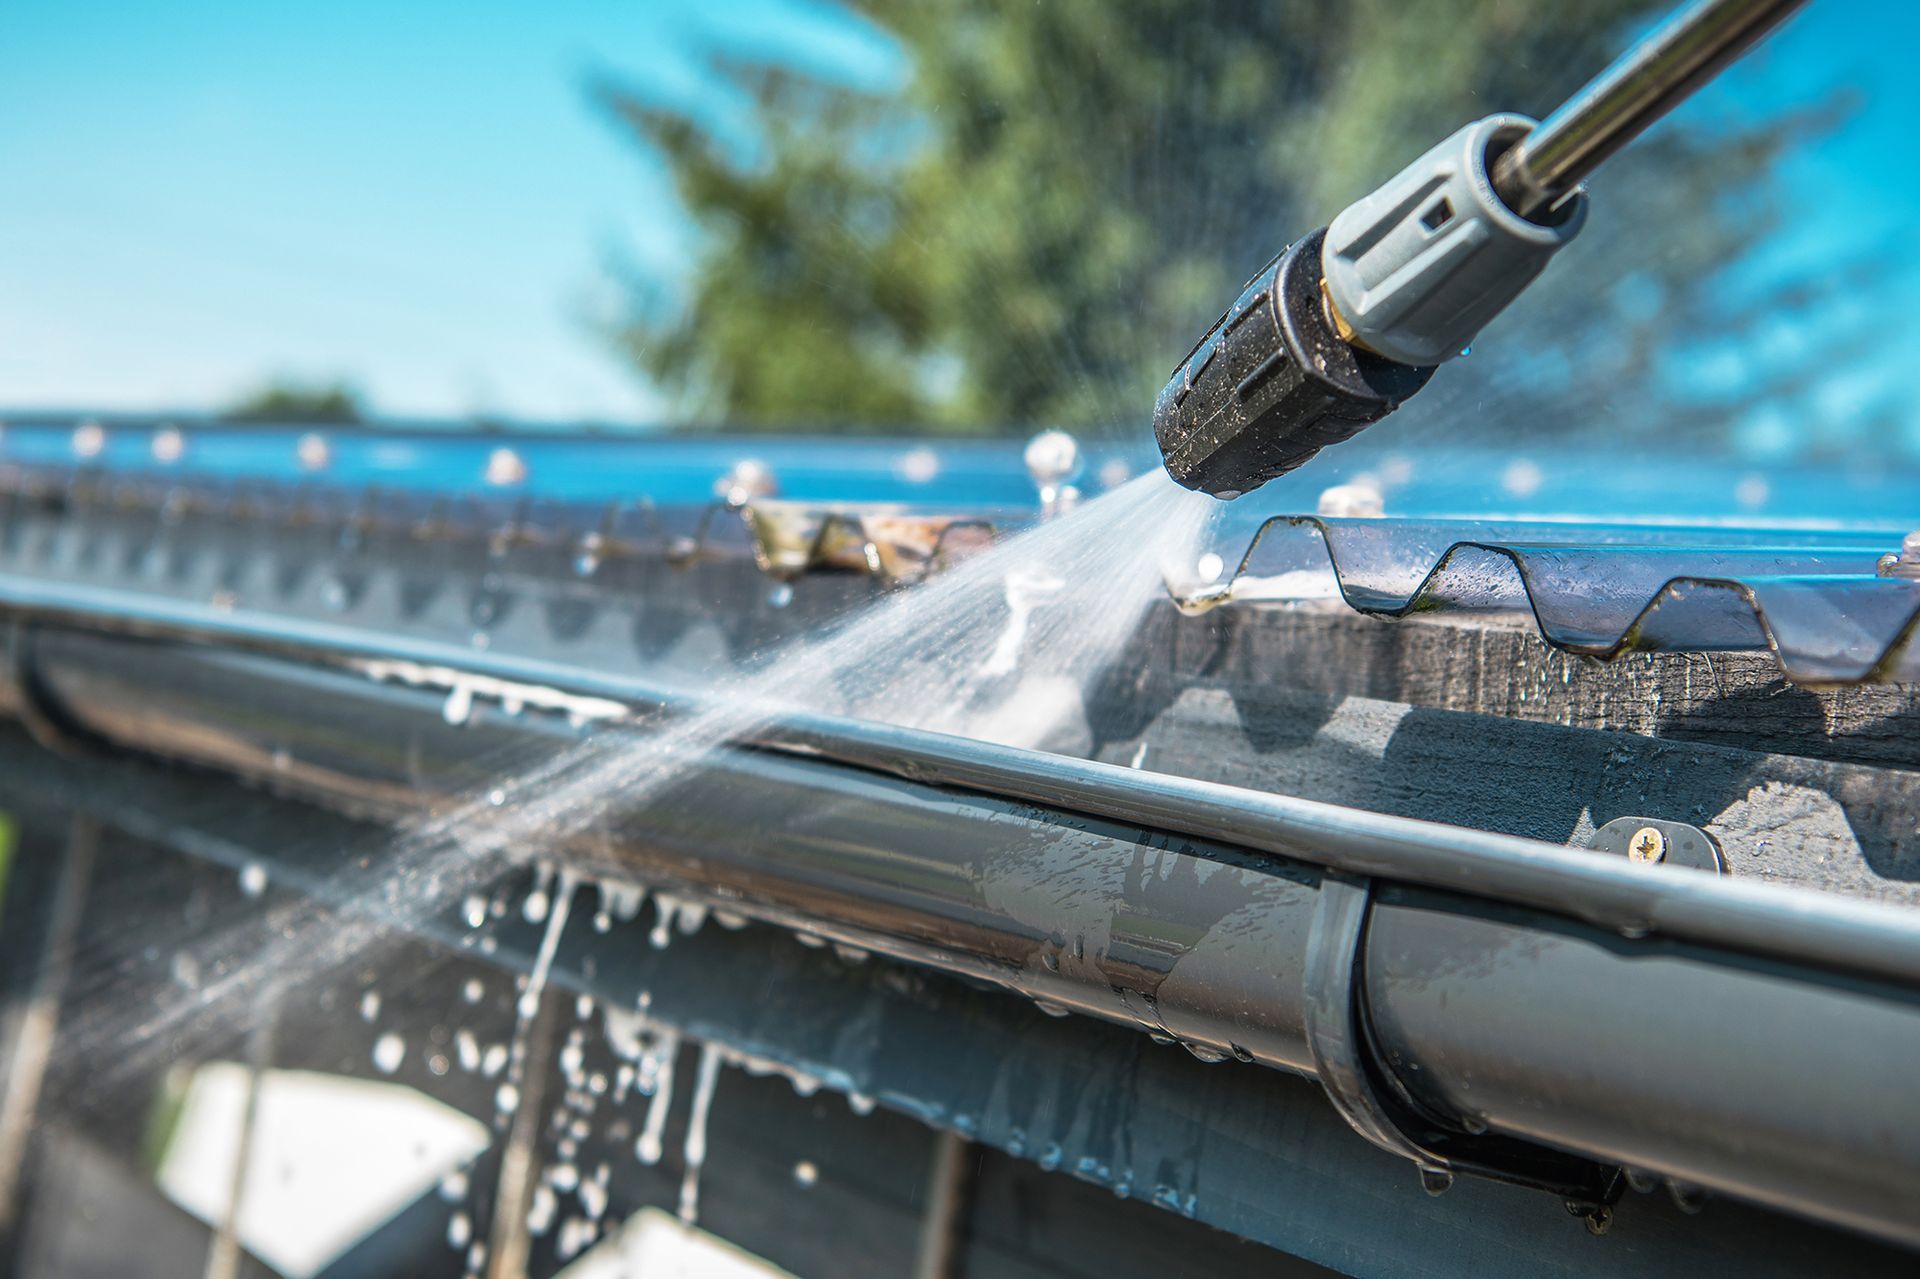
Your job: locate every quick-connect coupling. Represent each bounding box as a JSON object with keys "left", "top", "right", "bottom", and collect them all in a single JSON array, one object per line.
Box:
[{"left": 1321, "top": 114, "right": 1588, "bottom": 369}]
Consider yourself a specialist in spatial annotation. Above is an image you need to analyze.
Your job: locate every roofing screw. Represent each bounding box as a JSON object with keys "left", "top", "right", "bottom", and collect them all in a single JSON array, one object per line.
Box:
[
  {"left": 717, "top": 458, "right": 777, "bottom": 508},
  {"left": 1627, "top": 826, "right": 1667, "bottom": 865},
  {"left": 72, "top": 420, "right": 106, "bottom": 459},
  {"left": 1877, "top": 530, "right": 1920, "bottom": 580},
  {"left": 296, "top": 432, "right": 332, "bottom": 472},
  {"left": 1024, "top": 429, "right": 1081, "bottom": 519},
  {"left": 1566, "top": 1198, "right": 1612, "bottom": 1229},
  {"left": 151, "top": 425, "right": 186, "bottom": 464},
  {"left": 484, "top": 446, "right": 527, "bottom": 487}
]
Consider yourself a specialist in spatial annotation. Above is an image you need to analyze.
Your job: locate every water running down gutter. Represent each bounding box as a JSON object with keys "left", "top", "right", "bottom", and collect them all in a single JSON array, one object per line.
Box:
[{"left": 0, "top": 581, "right": 1916, "bottom": 1247}]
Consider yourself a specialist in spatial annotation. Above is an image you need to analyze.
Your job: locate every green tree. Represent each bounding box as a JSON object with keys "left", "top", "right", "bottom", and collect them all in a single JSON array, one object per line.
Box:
[
  {"left": 602, "top": 1, "right": 1843, "bottom": 444},
  {"left": 222, "top": 379, "right": 366, "bottom": 425}
]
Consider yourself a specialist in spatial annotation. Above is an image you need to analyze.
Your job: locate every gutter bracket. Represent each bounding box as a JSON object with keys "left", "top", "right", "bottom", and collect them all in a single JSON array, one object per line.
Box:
[
  {"left": 1584, "top": 816, "right": 1725, "bottom": 873},
  {"left": 4, "top": 622, "right": 98, "bottom": 760},
  {"left": 1304, "top": 873, "right": 1625, "bottom": 1227}
]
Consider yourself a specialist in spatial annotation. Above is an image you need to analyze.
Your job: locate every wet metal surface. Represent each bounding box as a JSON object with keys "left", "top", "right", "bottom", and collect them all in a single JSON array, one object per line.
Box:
[
  {"left": 3, "top": 455, "right": 1917, "bottom": 756},
  {"left": 6, "top": 735, "right": 1918, "bottom": 1276},
  {"left": 3, "top": 422, "right": 1920, "bottom": 1261},
  {"left": 0, "top": 422, "right": 1916, "bottom": 686},
  {"left": 1185, "top": 513, "right": 1920, "bottom": 683},
  {"left": 7, "top": 624, "right": 1920, "bottom": 1246}
]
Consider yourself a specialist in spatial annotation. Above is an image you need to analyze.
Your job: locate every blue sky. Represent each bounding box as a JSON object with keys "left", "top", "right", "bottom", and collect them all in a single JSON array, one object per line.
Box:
[
  {"left": 1, "top": 1, "right": 1915, "bottom": 434},
  {"left": 0, "top": 0, "right": 896, "bottom": 421}
]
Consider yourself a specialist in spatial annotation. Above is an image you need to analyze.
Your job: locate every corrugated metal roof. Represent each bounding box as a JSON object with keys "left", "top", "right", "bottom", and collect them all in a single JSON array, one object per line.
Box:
[
  {"left": 1187, "top": 516, "right": 1919, "bottom": 684},
  {"left": 0, "top": 418, "right": 1914, "bottom": 685}
]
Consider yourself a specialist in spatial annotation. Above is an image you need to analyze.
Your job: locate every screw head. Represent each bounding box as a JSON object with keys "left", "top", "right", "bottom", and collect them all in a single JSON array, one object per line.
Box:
[
  {"left": 1023, "top": 429, "right": 1081, "bottom": 487},
  {"left": 1628, "top": 826, "right": 1667, "bottom": 864}
]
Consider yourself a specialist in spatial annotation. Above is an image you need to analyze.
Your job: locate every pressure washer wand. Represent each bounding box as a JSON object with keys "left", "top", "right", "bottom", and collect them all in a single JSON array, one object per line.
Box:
[{"left": 1154, "top": 0, "right": 1810, "bottom": 500}]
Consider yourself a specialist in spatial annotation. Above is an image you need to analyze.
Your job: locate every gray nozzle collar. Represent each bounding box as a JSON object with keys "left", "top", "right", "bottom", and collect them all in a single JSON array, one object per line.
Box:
[{"left": 1322, "top": 114, "right": 1587, "bottom": 368}]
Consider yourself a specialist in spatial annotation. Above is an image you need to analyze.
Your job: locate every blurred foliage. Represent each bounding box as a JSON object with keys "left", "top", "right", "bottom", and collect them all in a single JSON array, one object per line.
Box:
[
  {"left": 603, "top": 1, "right": 1852, "bottom": 442},
  {"left": 223, "top": 380, "right": 365, "bottom": 425}
]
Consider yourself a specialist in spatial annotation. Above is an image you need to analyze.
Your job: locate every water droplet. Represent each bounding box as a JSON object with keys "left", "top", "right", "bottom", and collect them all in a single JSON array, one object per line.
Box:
[
  {"left": 1419, "top": 1166, "right": 1454, "bottom": 1196},
  {"left": 1181, "top": 1041, "right": 1230, "bottom": 1064},
  {"left": 528, "top": 1184, "right": 559, "bottom": 1236},
  {"left": 768, "top": 582, "right": 794, "bottom": 609},
  {"left": 446, "top": 1211, "right": 471, "bottom": 1249},
  {"left": 237, "top": 862, "right": 268, "bottom": 898},
  {"left": 359, "top": 990, "right": 382, "bottom": 1023},
  {"left": 372, "top": 1033, "right": 405, "bottom": 1074},
  {"left": 579, "top": 1173, "right": 609, "bottom": 1221},
  {"left": 1037, "top": 1143, "right": 1063, "bottom": 1172},
  {"left": 495, "top": 1082, "right": 520, "bottom": 1114},
  {"left": 442, "top": 684, "right": 474, "bottom": 726},
  {"left": 438, "top": 1169, "right": 469, "bottom": 1202},
  {"left": 1667, "top": 1180, "right": 1709, "bottom": 1214},
  {"left": 555, "top": 1217, "right": 596, "bottom": 1262},
  {"left": 462, "top": 896, "right": 487, "bottom": 930},
  {"left": 792, "top": 1160, "right": 819, "bottom": 1188}
]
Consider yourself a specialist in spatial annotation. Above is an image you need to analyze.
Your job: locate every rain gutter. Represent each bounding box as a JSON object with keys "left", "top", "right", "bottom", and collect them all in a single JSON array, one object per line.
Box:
[{"left": 0, "top": 580, "right": 1915, "bottom": 1246}]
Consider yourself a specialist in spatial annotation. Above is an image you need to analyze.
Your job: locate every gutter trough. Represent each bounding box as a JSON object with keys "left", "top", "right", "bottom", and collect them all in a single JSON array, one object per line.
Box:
[{"left": 0, "top": 586, "right": 1917, "bottom": 1247}]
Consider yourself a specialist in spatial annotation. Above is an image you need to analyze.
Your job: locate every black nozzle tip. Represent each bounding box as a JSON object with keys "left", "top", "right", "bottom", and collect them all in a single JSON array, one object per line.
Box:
[{"left": 1155, "top": 229, "right": 1435, "bottom": 500}]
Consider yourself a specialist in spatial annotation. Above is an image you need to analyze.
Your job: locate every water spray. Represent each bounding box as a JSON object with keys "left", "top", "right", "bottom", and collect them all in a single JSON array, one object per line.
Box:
[{"left": 1154, "top": 0, "right": 1808, "bottom": 499}]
